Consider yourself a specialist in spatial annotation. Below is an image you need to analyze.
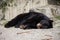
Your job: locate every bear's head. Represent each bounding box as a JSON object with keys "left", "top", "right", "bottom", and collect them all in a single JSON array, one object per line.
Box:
[{"left": 37, "top": 20, "right": 53, "bottom": 29}]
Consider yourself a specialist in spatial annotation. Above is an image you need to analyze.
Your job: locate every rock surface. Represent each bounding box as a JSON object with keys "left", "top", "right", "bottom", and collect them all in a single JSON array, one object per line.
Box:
[{"left": 0, "top": 25, "right": 60, "bottom": 40}]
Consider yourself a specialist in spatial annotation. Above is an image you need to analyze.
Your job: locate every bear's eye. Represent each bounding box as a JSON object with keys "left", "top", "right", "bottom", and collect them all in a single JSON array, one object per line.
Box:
[{"left": 43, "top": 23, "right": 49, "bottom": 26}]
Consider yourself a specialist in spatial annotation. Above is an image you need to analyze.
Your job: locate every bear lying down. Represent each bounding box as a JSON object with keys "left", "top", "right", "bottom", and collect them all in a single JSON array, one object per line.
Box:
[{"left": 5, "top": 11, "right": 53, "bottom": 29}]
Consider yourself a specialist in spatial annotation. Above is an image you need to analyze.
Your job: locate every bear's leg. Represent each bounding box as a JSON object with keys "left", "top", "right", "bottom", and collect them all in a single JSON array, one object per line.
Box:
[{"left": 5, "top": 13, "right": 30, "bottom": 28}]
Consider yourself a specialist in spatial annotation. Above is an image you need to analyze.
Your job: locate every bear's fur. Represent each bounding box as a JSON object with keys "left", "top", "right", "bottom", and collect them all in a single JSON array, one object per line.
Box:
[{"left": 5, "top": 11, "right": 53, "bottom": 29}]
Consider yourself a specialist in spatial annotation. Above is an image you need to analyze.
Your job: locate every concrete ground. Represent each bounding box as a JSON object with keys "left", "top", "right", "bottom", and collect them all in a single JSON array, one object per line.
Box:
[{"left": 0, "top": 25, "right": 60, "bottom": 40}]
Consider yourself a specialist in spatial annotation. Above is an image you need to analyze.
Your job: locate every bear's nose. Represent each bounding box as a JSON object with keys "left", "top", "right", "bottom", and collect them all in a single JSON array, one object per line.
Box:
[{"left": 37, "top": 23, "right": 42, "bottom": 29}]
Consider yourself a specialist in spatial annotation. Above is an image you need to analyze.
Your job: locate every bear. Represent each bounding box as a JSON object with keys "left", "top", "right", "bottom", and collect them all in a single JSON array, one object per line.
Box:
[{"left": 4, "top": 11, "right": 53, "bottom": 29}]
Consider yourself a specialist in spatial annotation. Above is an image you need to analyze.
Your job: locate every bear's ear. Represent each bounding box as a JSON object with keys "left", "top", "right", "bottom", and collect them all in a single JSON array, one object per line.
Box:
[{"left": 49, "top": 20, "right": 53, "bottom": 22}]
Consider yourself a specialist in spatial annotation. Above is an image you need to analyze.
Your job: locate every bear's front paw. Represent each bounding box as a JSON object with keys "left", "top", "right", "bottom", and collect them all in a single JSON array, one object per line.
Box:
[{"left": 19, "top": 25, "right": 27, "bottom": 29}]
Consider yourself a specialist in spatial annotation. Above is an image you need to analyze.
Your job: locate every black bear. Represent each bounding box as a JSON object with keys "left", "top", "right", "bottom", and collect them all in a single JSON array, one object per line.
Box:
[{"left": 5, "top": 11, "right": 53, "bottom": 29}]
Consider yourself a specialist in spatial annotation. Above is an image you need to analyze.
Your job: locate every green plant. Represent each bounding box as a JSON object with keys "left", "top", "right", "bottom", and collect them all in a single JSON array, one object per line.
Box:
[
  {"left": 0, "top": 0, "right": 14, "bottom": 20},
  {"left": 0, "top": 0, "right": 14, "bottom": 13},
  {"left": 55, "top": 16, "right": 60, "bottom": 20}
]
